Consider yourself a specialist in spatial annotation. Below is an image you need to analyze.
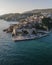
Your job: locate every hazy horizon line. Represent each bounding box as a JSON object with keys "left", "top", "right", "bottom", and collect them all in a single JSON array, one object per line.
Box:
[{"left": 0, "top": 7, "right": 52, "bottom": 16}]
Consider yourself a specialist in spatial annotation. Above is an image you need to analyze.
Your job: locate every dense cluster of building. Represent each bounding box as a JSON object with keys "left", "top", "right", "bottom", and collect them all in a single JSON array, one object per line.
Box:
[
  {"left": 12, "top": 12, "right": 52, "bottom": 36},
  {"left": 3, "top": 12, "right": 52, "bottom": 41}
]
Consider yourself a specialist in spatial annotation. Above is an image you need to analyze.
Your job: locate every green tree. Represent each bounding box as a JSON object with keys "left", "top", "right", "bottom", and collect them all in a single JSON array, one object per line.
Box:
[{"left": 42, "top": 17, "right": 52, "bottom": 30}]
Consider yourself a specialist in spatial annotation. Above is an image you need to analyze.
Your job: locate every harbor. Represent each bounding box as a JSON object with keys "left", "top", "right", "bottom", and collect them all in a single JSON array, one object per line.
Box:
[
  {"left": 12, "top": 34, "right": 49, "bottom": 41},
  {"left": 12, "top": 29, "right": 50, "bottom": 42}
]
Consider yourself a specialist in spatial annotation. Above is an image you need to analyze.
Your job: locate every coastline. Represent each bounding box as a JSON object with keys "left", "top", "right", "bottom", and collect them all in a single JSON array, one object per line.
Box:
[{"left": 12, "top": 32, "right": 50, "bottom": 42}]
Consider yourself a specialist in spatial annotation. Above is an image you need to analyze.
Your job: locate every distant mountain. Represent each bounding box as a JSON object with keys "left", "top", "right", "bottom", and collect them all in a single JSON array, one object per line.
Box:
[
  {"left": 0, "top": 13, "right": 37, "bottom": 21},
  {"left": 0, "top": 13, "right": 21, "bottom": 21},
  {"left": 25, "top": 8, "right": 52, "bottom": 13},
  {"left": 0, "top": 8, "right": 52, "bottom": 21}
]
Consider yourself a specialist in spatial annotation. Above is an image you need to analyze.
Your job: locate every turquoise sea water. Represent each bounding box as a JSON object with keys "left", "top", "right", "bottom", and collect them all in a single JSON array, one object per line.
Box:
[{"left": 0, "top": 20, "right": 52, "bottom": 65}]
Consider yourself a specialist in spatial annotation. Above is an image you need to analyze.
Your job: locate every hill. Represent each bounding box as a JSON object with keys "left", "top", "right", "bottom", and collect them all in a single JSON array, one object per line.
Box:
[{"left": 0, "top": 8, "right": 52, "bottom": 21}]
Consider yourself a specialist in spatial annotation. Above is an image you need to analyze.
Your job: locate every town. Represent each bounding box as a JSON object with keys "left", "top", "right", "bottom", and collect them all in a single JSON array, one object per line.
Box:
[{"left": 3, "top": 12, "right": 52, "bottom": 41}]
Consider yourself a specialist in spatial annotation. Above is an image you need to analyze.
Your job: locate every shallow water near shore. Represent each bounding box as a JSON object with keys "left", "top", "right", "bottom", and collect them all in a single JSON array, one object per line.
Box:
[{"left": 0, "top": 20, "right": 52, "bottom": 65}]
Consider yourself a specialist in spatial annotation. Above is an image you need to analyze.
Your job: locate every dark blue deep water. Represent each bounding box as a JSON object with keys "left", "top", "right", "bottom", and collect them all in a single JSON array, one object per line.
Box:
[{"left": 0, "top": 20, "right": 52, "bottom": 65}]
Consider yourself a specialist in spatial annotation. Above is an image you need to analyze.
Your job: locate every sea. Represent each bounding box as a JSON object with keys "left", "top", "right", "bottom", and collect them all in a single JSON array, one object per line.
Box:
[{"left": 0, "top": 20, "right": 52, "bottom": 65}]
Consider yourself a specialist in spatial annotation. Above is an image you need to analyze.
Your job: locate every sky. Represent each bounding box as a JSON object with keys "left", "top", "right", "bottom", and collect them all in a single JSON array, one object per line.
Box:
[{"left": 0, "top": 0, "right": 52, "bottom": 15}]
